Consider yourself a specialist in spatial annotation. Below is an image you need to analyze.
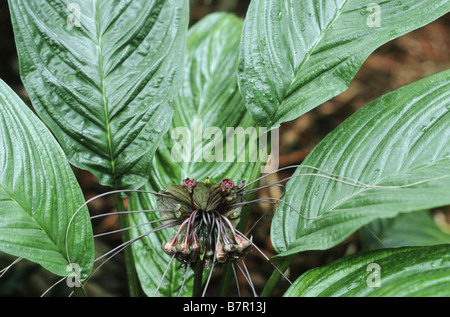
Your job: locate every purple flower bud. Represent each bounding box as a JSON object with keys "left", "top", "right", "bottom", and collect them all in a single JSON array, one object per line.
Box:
[
  {"left": 182, "top": 178, "right": 197, "bottom": 192},
  {"left": 190, "top": 232, "right": 200, "bottom": 252},
  {"left": 220, "top": 178, "right": 234, "bottom": 191}
]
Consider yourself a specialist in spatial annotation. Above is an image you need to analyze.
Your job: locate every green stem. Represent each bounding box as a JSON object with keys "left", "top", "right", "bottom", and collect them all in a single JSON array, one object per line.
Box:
[
  {"left": 72, "top": 286, "right": 87, "bottom": 297},
  {"left": 216, "top": 262, "right": 232, "bottom": 296},
  {"left": 114, "top": 193, "right": 141, "bottom": 297},
  {"left": 192, "top": 263, "right": 204, "bottom": 297},
  {"left": 217, "top": 159, "right": 266, "bottom": 296},
  {"left": 259, "top": 254, "right": 295, "bottom": 297}
]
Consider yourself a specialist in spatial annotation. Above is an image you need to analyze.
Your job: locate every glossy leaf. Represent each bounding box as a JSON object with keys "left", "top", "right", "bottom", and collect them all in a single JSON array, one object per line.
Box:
[
  {"left": 238, "top": 0, "right": 450, "bottom": 127},
  {"left": 360, "top": 211, "right": 450, "bottom": 250},
  {"left": 9, "top": 0, "right": 189, "bottom": 189},
  {"left": 271, "top": 70, "right": 450, "bottom": 258},
  {"left": 0, "top": 79, "right": 94, "bottom": 280},
  {"left": 127, "top": 191, "right": 191, "bottom": 297},
  {"left": 128, "top": 13, "right": 262, "bottom": 296},
  {"left": 151, "top": 13, "right": 261, "bottom": 187},
  {"left": 284, "top": 245, "right": 450, "bottom": 296}
]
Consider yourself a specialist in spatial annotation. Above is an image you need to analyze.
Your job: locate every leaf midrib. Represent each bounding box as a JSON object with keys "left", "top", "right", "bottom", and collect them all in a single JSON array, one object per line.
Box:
[
  {"left": 0, "top": 184, "right": 66, "bottom": 260},
  {"left": 274, "top": 0, "right": 351, "bottom": 125},
  {"left": 95, "top": 0, "right": 116, "bottom": 177}
]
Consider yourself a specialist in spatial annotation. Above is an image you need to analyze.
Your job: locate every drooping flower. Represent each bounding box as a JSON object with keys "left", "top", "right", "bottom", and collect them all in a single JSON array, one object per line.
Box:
[{"left": 158, "top": 178, "right": 251, "bottom": 270}]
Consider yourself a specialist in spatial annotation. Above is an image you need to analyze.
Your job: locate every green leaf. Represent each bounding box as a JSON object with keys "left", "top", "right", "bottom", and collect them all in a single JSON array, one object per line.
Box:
[
  {"left": 151, "top": 12, "right": 262, "bottom": 187},
  {"left": 238, "top": 0, "right": 450, "bottom": 128},
  {"left": 128, "top": 13, "right": 264, "bottom": 296},
  {"left": 127, "top": 191, "right": 191, "bottom": 297},
  {"left": 0, "top": 79, "right": 94, "bottom": 280},
  {"left": 271, "top": 70, "right": 450, "bottom": 258},
  {"left": 284, "top": 245, "right": 450, "bottom": 296},
  {"left": 8, "top": 0, "right": 189, "bottom": 189},
  {"left": 360, "top": 211, "right": 450, "bottom": 250}
]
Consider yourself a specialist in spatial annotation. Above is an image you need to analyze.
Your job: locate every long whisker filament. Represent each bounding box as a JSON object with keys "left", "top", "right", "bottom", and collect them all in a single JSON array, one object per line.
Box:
[
  {"left": 90, "top": 208, "right": 172, "bottom": 219},
  {"left": 93, "top": 217, "right": 177, "bottom": 238},
  {"left": 202, "top": 261, "right": 216, "bottom": 297},
  {"left": 235, "top": 259, "right": 257, "bottom": 297},
  {"left": 0, "top": 257, "right": 23, "bottom": 278},
  {"left": 229, "top": 197, "right": 322, "bottom": 220},
  {"left": 231, "top": 262, "right": 241, "bottom": 297},
  {"left": 178, "top": 264, "right": 191, "bottom": 297},
  {"left": 153, "top": 254, "right": 176, "bottom": 297},
  {"left": 94, "top": 222, "right": 179, "bottom": 263},
  {"left": 234, "top": 229, "right": 292, "bottom": 285}
]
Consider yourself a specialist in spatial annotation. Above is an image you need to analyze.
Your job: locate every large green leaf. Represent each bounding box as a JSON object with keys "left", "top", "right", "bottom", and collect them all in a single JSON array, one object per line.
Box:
[
  {"left": 128, "top": 13, "right": 264, "bottom": 296},
  {"left": 0, "top": 79, "right": 94, "bottom": 280},
  {"left": 284, "top": 245, "right": 450, "bottom": 296},
  {"left": 150, "top": 13, "right": 260, "bottom": 187},
  {"left": 238, "top": 0, "right": 450, "bottom": 128},
  {"left": 360, "top": 211, "right": 450, "bottom": 250},
  {"left": 127, "top": 191, "right": 190, "bottom": 297},
  {"left": 271, "top": 70, "right": 450, "bottom": 258},
  {"left": 8, "top": 0, "right": 189, "bottom": 189}
]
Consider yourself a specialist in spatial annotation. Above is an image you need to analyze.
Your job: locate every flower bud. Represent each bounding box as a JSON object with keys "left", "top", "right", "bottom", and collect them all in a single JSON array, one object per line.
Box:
[
  {"left": 220, "top": 178, "right": 234, "bottom": 192},
  {"left": 178, "top": 242, "right": 190, "bottom": 256},
  {"left": 176, "top": 233, "right": 190, "bottom": 255},
  {"left": 190, "top": 232, "right": 200, "bottom": 252},
  {"left": 215, "top": 241, "right": 227, "bottom": 263},
  {"left": 234, "top": 234, "right": 252, "bottom": 252},
  {"left": 223, "top": 241, "right": 236, "bottom": 253},
  {"left": 228, "top": 209, "right": 240, "bottom": 219},
  {"left": 162, "top": 235, "right": 178, "bottom": 255},
  {"left": 173, "top": 204, "right": 184, "bottom": 218},
  {"left": 182, "top": 178, "right": 197, "bottom": 193},
  {"left": 225, "top": 194, "right": 236, "bottom": 203}
]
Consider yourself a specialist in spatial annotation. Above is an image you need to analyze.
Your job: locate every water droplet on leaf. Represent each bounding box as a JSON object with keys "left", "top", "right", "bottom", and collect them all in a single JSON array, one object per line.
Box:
[
  {"left": 260, "top": 37, "right": 266, "bottom": 47},
  {"left": 372, "top": 169, "right": 380, "bottom": 180},
  {"left": 313, "top": 185, "right": 320, "bottom": 196}
]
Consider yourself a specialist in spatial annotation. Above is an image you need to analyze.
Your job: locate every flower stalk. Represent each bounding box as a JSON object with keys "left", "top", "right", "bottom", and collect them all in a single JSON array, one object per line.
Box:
[
  {"left": 157, "top": 177, "right": 254, "bottom": 296},
  {"left": 114, "top": 193, "right": 142, "bottom": 297}
]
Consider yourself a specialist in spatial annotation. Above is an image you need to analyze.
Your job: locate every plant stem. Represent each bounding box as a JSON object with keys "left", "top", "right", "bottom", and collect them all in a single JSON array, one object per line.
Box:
[
  {"left": 216, "top": 262, "right": 232, "bottom": 296},
  {"left": 72, "top": 286, "right": 87, "bottom": 297},
  {"left": 192, "top": 262, "right": 204, "bottom": 297},
  {"left": 217, "top": 159, "right": 266, "bottom": 296},
  {"left": 114, "top": 193, "right": 141, "bottom": 297},
  {"left": 259, "top": 254, "right": 295, "bottom": 297}
]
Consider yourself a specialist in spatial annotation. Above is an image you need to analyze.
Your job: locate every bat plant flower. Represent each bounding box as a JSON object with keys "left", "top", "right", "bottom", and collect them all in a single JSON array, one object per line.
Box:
[
  {"left": 158, "top": 177, "right": 252, "bottom": 270},
  {"left": 54, "top": 168, "right": 314, "bottom": 297}
]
